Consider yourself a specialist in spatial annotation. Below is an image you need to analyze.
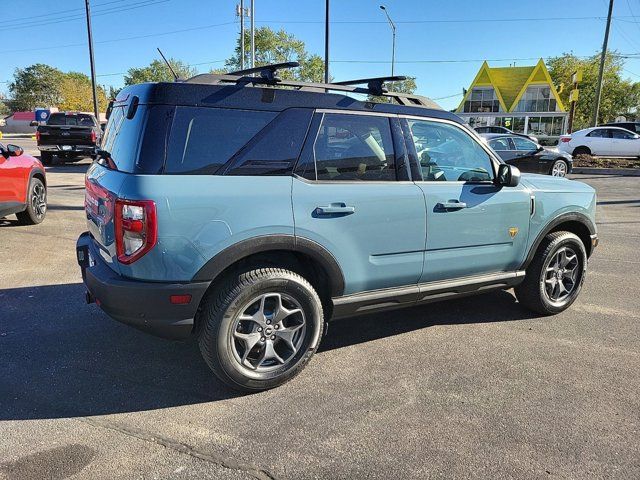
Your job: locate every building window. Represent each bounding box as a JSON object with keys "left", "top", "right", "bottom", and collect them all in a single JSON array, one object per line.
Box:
[
  {"left": 463, "top": 88, "right": 501, "bottom": 113},
  {"left": 515, "top": 86, "right": 559, "bottom": 112},
  {"left": 527, "top": 116, "right": 565, "bottom": 136}
]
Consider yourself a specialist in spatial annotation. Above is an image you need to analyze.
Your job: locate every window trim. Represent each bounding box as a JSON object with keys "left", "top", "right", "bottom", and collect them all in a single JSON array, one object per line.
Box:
[
  {"left": 292, "top": 110, "right": 410, "bottom": 184},
  {"left": 399, "top": 115, "right": 501, "bottom": 184}
]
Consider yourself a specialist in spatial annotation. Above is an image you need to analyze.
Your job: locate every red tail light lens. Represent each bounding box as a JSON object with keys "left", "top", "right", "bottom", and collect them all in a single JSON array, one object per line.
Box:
[
  {"left": 90, "top": 129, "right": 97, "bottom": 143},
  {"left": 35, "top": 131, "right": 41, "bottom": 142},
  {"left": 560, "top": 137, "right": 571, "bottom": 143},
  {"left": 114, "top": 199, "right": 157, "bottom": 264}
]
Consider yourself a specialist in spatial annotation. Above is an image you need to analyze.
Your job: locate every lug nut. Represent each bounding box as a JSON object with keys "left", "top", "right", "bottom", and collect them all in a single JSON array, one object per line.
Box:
[
  {"left": 258, "top": 327, "right": 263, "bottom": 332},
  {"left": 271, "top": 335, "right": 275, "bottom": 340},
  {"left": 274, "top": 325, "right": 279, "bottom": 330},
  {"left": 261, "top": 336, "right": 266, "bottom": 342},
  {"left": 266, "top": 320, "right": 271, "bottom": 325}
]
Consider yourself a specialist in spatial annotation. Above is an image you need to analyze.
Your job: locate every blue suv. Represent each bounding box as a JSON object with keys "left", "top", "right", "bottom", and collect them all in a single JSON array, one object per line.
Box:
[{"left": 77, "top": 64, "right": 598, "bottom": 391}]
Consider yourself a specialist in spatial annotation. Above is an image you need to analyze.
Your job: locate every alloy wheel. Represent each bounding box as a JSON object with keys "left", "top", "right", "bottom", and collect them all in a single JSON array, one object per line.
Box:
[
  {"left": 230, "top": 293, "right": 306, "bottom": 372},
  {"left": 32, "top": 183, "right": 47, "bottom": 219},
  {"left": 552, "top": 161, "right": 567, "bottom": 177},
  {"left": 543, "top": 246, "right": 580, "bottom": 303}
]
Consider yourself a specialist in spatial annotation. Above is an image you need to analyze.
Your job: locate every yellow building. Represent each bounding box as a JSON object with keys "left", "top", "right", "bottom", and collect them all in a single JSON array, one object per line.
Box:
[{"left": 456, "top": 59, "right": 567, "bottom": 138}]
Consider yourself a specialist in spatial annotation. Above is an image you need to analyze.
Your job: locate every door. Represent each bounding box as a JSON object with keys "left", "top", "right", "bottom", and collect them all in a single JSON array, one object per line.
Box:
[
  {"left": 585, "top": 128, "right": 613, "bottom": 155},
  {"left": 610, "top": 128, "right": 640, "bottom": 156},
  {"left": 0, "top": 144, "right": 26, "bottom": 206},
  {"left": 487, "top": 136, "right": 515, "bottom": 163},
  {"left": 402, "top": 118, "right": 531, "bottom": 283},
  {"left": 510, "top": 136, "right": 542, "bottom": 172},
  {"left": 292, "top": 112, "right": 426, "bottom": 295}
]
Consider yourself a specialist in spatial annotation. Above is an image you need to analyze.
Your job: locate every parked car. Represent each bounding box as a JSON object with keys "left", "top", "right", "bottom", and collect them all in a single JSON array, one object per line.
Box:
[
  {"left": 474, "top": 125, "right": 538, "bottom": 143},
  {"left": 482, "top": 133, "right": 573, "bottom": 177},
  {"left": 558, "top": 126, "right": 640, "bottom": 157},
  {"left": 0, "top": 143, "right": 47, "bottom": 224},
  {"left": 599, "top": 121, "right": 640, "bottom": 135},
  {"left": 76, "top": 64, "right": 598, "bottom": 392},
  {"left": 34, "top": 112, "right": 101, "bottom": 165}
]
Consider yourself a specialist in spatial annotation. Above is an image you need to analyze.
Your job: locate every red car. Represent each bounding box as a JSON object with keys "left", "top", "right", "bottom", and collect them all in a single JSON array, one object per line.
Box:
[{"left": 0, "top": 143, "right": 47, "bottom": 224}]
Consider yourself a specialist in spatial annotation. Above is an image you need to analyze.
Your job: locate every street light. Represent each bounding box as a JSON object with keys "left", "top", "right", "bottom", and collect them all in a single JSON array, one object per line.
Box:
[{"left": 379, "top": 5, "right": 396, "bottom": 77}]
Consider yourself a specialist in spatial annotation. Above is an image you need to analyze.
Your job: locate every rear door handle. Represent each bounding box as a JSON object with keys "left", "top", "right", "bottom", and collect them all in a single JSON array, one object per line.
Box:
[
  {"left": 436, "top": 201, "right": 467, "bottom": 210},
  {"left": 314, "top": 203, "right": 355, "bottom": 216}
]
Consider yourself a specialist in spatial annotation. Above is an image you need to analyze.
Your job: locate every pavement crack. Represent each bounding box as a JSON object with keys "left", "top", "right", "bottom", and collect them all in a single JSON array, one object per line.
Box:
[{"left": 79, "top": 417, "right": 277, "bottom": 480}]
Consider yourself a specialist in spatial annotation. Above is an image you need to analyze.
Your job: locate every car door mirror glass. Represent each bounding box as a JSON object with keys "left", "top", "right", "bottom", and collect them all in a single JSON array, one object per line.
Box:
[
  {"left": 496, "top": 163, "right": 520, "bottom": 187},
  {"left": 6, "top": 144, "right": 24, "bottom": 157}
]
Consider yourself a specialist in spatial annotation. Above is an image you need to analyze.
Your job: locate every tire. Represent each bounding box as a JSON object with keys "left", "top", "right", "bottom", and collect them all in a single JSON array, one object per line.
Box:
[
  {"left": 40, "top": 152, "right": 52, "bottom": 165},
  {"left": 572, "top": 146, "right": 590, "bottom": 156},
  {"left": 550, "top": 159, "right": 568, "bottom": 177},
  {"left": 16, "top": 177, "right": 47, "bottom": 225},
  {"left": 198, "top": 267, "right": 324, "bottom": 392},
  {"left": 515, "top": 231, "right": 587, "bottom": 315}
]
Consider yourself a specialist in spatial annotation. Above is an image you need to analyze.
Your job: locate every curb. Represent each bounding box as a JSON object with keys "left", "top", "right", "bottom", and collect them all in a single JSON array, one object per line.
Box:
[{"left": 572, "top": 167, "right": 640, "bottom": 176}]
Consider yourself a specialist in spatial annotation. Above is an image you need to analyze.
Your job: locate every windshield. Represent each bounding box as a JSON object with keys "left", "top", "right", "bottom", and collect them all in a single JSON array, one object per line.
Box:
[{"left": 48, "top": 113, "right": 95, "bottom": 126}]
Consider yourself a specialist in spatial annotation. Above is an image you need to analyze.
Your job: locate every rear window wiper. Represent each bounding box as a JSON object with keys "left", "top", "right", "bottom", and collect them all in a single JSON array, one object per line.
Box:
[{"left": 95, "top": 149, "right": 118, "bottom": 171}]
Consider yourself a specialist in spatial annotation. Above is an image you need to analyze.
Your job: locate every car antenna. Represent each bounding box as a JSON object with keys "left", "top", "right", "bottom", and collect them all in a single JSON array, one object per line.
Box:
[{"left": 157, "top": 47, "right": 179, "bottom": 81}]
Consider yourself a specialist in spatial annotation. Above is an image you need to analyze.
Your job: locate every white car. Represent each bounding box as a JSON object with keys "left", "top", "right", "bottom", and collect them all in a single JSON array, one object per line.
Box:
[{"left": 558, "top": 126, "right": 640, "bottom": 157}]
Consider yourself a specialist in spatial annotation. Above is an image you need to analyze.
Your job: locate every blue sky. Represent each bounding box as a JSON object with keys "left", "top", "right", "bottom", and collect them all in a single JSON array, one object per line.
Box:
[{"left": 1, "top": 0, "right": 639, "bottom": 110}]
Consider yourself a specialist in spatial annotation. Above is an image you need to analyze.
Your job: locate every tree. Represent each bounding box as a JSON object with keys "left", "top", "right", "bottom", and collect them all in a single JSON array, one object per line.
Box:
[
  {"left": 225, "top": 27, "right": 326, "bottom": 82},
  {"left": 59, "top": 72, "right": 108, "bottom": 112},
  {"left": 547, "top": 52, "right": 640, "bottom": 129},
  {"left": 9, "top": 64, "right": 65, "bottom": 111},
  {"left": 124, "top": 59, "right": 196, "bottom": 85}
]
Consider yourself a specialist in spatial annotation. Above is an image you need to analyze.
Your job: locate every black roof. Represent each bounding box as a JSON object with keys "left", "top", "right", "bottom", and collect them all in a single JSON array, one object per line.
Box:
[{"left": 113, "top": 81, "right": 462, "bottom": 124}]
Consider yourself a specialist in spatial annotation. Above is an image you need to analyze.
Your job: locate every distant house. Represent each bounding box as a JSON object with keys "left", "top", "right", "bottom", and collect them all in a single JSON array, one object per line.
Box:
[
  {"left": 2, "top": 111, "right": 36, "bottom": 134},
  {"left": 456, "top": 59, "right": 567, "bottom": 138}
]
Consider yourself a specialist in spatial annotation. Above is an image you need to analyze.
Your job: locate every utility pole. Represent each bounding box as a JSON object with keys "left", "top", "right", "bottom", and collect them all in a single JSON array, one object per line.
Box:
[
  {"left": 250, "top": 0, "right": 255, "bottom": 69},
  {"left": 237, "top": 1, "right": 245, "bottom": 69},
  {"left": 84, "top": 0, "right": 99, "bottom": 120},
  {"left": 324, "top": 0, "right": 329, "bottom": 83},
  {"left": 593, "top": 0, "right": 614, "bottom": 127},
  {"left": 379, "top": 5, "right": 396, "bottom": 77}
]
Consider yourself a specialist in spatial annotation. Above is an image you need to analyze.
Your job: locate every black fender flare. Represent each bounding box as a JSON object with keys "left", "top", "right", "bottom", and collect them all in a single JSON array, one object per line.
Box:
[
  {"left": 29, "top": 167, "right": 47, "bottom": 187},
  {"left": 521, "top": 212, "right": 596, "bottom": 270},
  {"left": 192, "top": 235, "right": 345, "bottom": 297}
]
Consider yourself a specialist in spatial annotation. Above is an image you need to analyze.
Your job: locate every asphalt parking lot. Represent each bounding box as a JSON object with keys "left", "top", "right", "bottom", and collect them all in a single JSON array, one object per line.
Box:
[{"left": 1, "top": 138, "right": 639, "bottom": 479}]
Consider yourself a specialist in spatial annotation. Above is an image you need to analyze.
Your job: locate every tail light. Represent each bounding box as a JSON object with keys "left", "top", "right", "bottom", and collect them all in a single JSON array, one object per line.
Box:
[
  {"left": 35, "top": 130, "right": 41, "bottom": 143},
  {"left": 90, "top": 129, "right": 97, "bottom": 143},
  {"left": 114, "top": 199, "right": 157, "bottom": 264},
  {"left": 560, "top": 137, "right": 571, "bottom": 143}
]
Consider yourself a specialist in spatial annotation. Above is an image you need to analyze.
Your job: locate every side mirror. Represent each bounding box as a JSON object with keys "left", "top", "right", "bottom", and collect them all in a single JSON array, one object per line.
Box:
[
  {"left": 536, "top": 145, "right": 544, "bottom": 152},
  {"left": 30, "top": 120, "right": 38, "bottom": 127},
  {"left": 496, "top": 163, "right": 520, "bottom": 187},
  {"left": 6, "top": 144, "right": 24, "bottom": 157}
]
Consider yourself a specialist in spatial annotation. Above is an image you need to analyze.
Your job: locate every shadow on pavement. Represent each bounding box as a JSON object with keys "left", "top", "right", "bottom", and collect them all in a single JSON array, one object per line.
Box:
[{"left": 0, "top": 283, "right": 533, "bottom": 421}]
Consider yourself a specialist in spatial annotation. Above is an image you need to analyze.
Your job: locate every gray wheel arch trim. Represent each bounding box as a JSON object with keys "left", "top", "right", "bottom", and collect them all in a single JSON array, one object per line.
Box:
[
  {"left": 191, "top": 235, "right": 346, "bottom": 296},
  {"left": 521, "top": 212, "right": 596, "bottom": 270}
]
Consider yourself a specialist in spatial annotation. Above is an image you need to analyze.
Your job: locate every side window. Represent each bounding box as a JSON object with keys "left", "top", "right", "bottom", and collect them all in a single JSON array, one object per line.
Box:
[
  {"left": 313, "top": 113, "right": 396, "bottom": 181},
  {"left": 489, "top": 138, "right": 511, "bottom": 151},
  {"left": 407, "top": 119, "right": 494, "bottom": 182},
  {"left": 587, "top": 129, "right": 610, "bottom": 138},
  {"left": 226, "top": 108, "right": 313, "bottom": 176},
  {"left": 165, "top": 107, "right": 276, "bottom": 174},
  {"left": 611, "top": 129, "right": 634, "bottom": 139},
  {"left": 512, "top": 137, "right": 537, "bottom": 151}
]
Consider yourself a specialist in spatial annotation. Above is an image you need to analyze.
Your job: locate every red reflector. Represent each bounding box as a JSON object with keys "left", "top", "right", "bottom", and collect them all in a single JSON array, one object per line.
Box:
[
  {"left": 170, "top": 294, "right": 192, "bottom": 305},
  {"left": 122, "top": 218, "right": 144, "bottom": 232}
]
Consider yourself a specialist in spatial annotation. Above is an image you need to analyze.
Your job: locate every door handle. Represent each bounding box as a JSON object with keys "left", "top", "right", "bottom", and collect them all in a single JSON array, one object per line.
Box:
[
  {"left": 314, "top": 203, "right": 355, "bottom": 216},
  {"left": 436, "top": 201, "right": 467, "bottom": 210}
]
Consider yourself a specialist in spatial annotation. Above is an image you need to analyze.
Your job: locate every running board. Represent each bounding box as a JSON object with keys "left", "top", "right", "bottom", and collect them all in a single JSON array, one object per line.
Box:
[{"left": 331, "top": 271, "right": 526, "bottom": 319}]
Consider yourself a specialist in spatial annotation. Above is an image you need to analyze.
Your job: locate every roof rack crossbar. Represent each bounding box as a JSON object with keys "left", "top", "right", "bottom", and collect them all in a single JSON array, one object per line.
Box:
[
  {"left": 227, "top": 61, "right": 299, "bottom": 82},
  {"left": 184, "top": 67, "right": 438, "bottom": 109}
]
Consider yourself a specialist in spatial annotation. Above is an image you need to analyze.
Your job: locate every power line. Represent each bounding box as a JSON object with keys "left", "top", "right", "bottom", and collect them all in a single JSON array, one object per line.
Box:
[
  {"left": 255, "top": 15, "right": 639, "bottom": 24},
  {"left": 1, "top": 0, "right": 130, "bottom": 23},
  {"left": 432, "top": 92, "right": 463, "bottom": 100}
]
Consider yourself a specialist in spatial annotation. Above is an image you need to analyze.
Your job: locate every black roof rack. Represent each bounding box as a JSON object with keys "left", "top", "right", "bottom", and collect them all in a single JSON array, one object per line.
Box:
[{"left": 184, "top": 63, "right": 440, "bottom": 109}]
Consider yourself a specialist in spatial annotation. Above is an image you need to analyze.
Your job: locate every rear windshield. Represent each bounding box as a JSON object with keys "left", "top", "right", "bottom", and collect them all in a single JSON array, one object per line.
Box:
[
  {"left": 165, "top": 107, "right": 277, "bottom": 174},
  {"left": 48, "top": 113, "right": 95, "bottom": 126}
]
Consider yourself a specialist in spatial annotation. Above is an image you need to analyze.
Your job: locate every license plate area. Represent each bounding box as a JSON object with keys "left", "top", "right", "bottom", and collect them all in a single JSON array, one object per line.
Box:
[{"left": 61, "top": 145, "right": 72, "bottom": 151}]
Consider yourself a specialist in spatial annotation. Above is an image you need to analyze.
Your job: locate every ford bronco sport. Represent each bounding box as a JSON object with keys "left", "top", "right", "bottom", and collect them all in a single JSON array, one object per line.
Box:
[{"left": 76, "top": 63, "right": 598, "bottom": 391}]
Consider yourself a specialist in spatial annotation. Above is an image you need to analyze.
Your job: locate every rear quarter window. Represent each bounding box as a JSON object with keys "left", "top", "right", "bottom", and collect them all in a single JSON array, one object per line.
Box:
[{"left": 165, "top": 107, "right": 277, "bottom": 175}]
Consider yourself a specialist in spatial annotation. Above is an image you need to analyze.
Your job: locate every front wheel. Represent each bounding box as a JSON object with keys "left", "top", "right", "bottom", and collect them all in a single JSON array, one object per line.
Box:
[
  {"left": 515, "top": 231, "right": 587, "bottom": 315},
  {"left": 198, "top": 268, "right": 324, "bottom": 392},
  {"left": 550, "top": 159, "right": 568, "bottom": 177}
]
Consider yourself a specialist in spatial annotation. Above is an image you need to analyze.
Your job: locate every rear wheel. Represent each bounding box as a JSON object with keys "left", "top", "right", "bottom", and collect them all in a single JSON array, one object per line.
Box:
[
  {"left": 550, "top": 159, "right": 568, "bottom": 177},
  {"left": 16, "top": 177, "right": 46, "bottom": 225},
  {"left": 572, "top": 146, "right": 590, "bottom": 156},
  {"left": 515, "top": 231, "right": 587, "bottom": 315},
  {"left": 198, "top": 268, "right": 324, "bottom": 392}
]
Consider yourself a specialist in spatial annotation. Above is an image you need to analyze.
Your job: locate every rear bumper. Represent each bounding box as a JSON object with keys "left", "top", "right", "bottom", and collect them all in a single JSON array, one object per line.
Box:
[
  {"left": 39, "top": 144, "right": 95, "bottom": 153},
  {"left": 76, "top": 232, "right": 210, "bottom": 340}
]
